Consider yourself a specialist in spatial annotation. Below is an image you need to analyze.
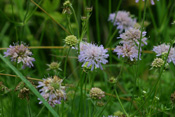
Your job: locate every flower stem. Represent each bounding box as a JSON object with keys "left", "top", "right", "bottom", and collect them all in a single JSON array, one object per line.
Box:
[{"left": 64, "top": 47, "right": 71, "bottom": 78}]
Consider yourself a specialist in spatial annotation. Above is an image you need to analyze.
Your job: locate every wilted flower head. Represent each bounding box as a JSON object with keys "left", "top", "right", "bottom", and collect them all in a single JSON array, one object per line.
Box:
[
  {"left": 114, "top": 44, "right": 140, "bottom": 61},
  {"left": 151, "top": 58, "right": 164, "bottom": 68},
  {"left": 135, "top": 0, "right": 159, "bottom": 5},
  {"left": 90, "top": 87, "right": 105, "bottom": 100},
  {"left": 37, "top": 76, "right": 66, "bottom": 107},
  {"left": 0, "top": 82, "right": 9, "bottom": 94},
  {"left": 153, "top": 43, "right": 175, "bottom": 64},
  {"left": 47, "top": 62, "right": 62, "bottom": 71},
  {"left": 4, "top": 42, "right": 35, "bottom": 69},
  {"left": 65, "top": 35, "right": 78, "bottom": 47},
  {"left": 78, "top": 43, "right": 109, "bottom": 71},
  {"left": 108, "top": 11, "right": 136, "bottom": 33},
  {"left": 118, "top": 27, "right": 147, "bottom": 46}
]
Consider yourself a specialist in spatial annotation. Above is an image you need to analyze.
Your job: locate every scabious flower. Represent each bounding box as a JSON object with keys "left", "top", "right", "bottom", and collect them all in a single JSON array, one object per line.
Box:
[
  {"left": 4, "top": 42, "right": 35, "bottom": 69},
  {"left": 136, "top": 0, "right": 159, "bottom": 5},
  {"left": 65, "top": 35, "right": 78, "bottom": 47},
  {"left": 37, "top": 76, "right": 66, "bottom": 107},
  {"left": 151, "top": 58, "right": 164, "bottom": 68},
  {"left": 90, "top": 87, "right": 105, "bottom": 100},
  {"left": 78, "top": 43, "right": 109, "bottom": 71},
  {"left": 108, "top": 11, "right": 136, "bottom": 33},
  {"left": 114, "top": 44, "right": 140, "bottom": 61},
  {"left": 153, "top": 43, "right": 175, "bottom": 64},
  {"left": 47, "top": 62, "right": 62, "bottom": 71},
  {"left": 118, "top": 27, "right": 147, "bottom": 46}
]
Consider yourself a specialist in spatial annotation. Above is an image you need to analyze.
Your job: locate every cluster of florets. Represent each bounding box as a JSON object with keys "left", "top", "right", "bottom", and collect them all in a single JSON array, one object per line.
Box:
[
  {"left": 108, "top": 11, "right": 136, "bottom": 33},
  {"left": 151, "top": 58, "right": 164, "bottom": 68},
  {"left": 153, "top": 43, "right": 175, "bottom": 65},
  {"left": 135, "top": 0, "right": 159, "bottom": 5},
  {"left": 118, "top": 27, "right": 147, "bottom": 46},
  {"left": 114, "top": 27, "right": 147, "bottom": 61},
  {"left": 65, "top": 35, "right": 78, "bottom": 47},
  {"left": 47, "top": 61, "right": 62, "bottom": 71},
  {"left": 78, "top": 42, "right": 109, "bottom": 71},
  {"left": 90, "top": 87, "right": 105, "bottom": 100},
  {"left": 37, "top": 76, "right": 66, "bottom": 107},
  {"left": 4, "top": 42, "right": 35, "bottom": 69}
]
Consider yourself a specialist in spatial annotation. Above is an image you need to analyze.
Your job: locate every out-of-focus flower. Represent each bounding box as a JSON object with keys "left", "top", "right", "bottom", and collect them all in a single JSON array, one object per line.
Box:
[
  {"left": 114, "top": 44, "right": 140, "bottom": 61},
  {"left": 0, "top": 82, "right": 9, "bottom": 94},
  {"left": 114, "top": 111, "right": 125, "bottom": 117},
  {"left": 109, "top": 77, "right": 117, "bottom": 84},
  {"left": 65, "top": 35, "right": 78, "bottom": 47},
  {"left": 153, "top": 43, "right": 175, "bottom": 64},
  {"left": 171, "top": 91, "right": 175, "bottom": 103},
  {"left": 135, "top": 0, "right": 159, "bottom": 5},
  {"left": 151, "top": 58, "right": 164, "bottom": 68},
  {"left": 47, "top": 62, "right": 62, "bottom": 71},
  {"left": 4, "top": 42, "right": 35, "bottom": 69},
  {"left": 78, "top": 43, "right": 109, "bottom": 71},
  {"left": 90, "top": 87, "right": 105, "bottom": 100},
  {"left": 15, "top": 81, "right": 34, "bottom": 100},
  {"left": 37, "top": 76, "right": 66, "bottom": 107},
  {"left": 108, "top": 11, "right": 136, "bottom": 33},
  {"left": 118, "top": 28, "right": 147, "bottom": 46}
]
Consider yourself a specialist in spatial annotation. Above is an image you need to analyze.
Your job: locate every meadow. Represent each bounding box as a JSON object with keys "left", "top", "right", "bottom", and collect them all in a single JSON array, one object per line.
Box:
[{"left": 0, "top": 0, "right": 175, "bottom": 116}]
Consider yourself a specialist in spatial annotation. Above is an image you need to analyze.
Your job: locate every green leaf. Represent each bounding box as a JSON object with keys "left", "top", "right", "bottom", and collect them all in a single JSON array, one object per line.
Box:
[{"left": 0, "top": 54, "right": 59, "bottom": 117}]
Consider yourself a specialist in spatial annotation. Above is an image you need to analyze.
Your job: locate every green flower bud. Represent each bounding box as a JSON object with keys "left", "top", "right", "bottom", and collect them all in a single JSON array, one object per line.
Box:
[{"left": 65, "top": 35, "right": 78, "bottom": 47}]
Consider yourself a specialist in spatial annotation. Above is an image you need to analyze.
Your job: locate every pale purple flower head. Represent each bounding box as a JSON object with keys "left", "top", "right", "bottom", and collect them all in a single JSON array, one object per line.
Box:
[
  {"left": 136, "top": 0, "right": 159, "bottom": 5},
  {"left": 78, "top": 43, "right": 109, "bottom": 71},
  {"left": 114, "top": 44, "right": 140, "bottom": 61},
  {"left": 118, "top": 27, "right": 147, "bottom": 46},
  {"left": 37, "top": 76, "right": 66, "bottom": 107},
  {"left": 108, "top": 11, "right": 136, "bottom": 33},
  {"left": 153, "top": 43, "right": 175, "bottom": 64},
  {"left": 4, "top": 42, "right": 35, "bottom": 68}
]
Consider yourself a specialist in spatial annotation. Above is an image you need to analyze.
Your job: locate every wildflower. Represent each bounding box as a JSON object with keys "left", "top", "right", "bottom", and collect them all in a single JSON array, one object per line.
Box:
[
  {"left": 47, "top": 62, "right": 62, "bottom": 71},
  {"left": 118, "top": 27, "right": 147, "bottom": 46},
  {"left": 96, "top": 101, "right": 105, "bottom": 107},
  {"left": 108, "top": 11, "right": 136, "bottom": 33},
  {"left": 109, "top": 77, "right": 117, "bottom": 84},
  {"left": 153, "top": 43, "right": 175, "bottom": 64},
  {"left": 135, "top": 0, "right": 159, "bottom": 5},
  {"left": 114, "top": 111, "right": 125, "bottom": 117},
  {"left": 15, "top": 81, "right": 34, "bottom": 100},
  {"left": 114, "top": 44, "right": 140, "bottom": 61},
  {"left": 151, "top": 58, "right": 164, "bottom": 68},
  {"left": 65, "top": 35, "right": 78, "bottom": 47},
  {"left": 0, "top": 82, "right": 9, "bottom": 93},
  {"left": 78, "top": 43, "right": 109, "bottom": 71},
  {"left": 4, "top": 42, "right": 35, "bottom": 69},
  {"left": 90, "top": 87, "right": 105, "bottom": 100},
  {"left": 37, "top": 76, "right": 66, "bottom": 107}
]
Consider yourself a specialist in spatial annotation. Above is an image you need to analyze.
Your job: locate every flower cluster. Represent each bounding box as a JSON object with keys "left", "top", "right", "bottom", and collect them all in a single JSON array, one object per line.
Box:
[
  {"left": 153, "top": 43, "right": 175, "bottom": 64},
  {"left": 4, "top": 42, "right": 35, "bottom": 69},
  {"left": 151, "top": 58, "right": 164, "bottom": 68},
  {"left": 135, "top": 0, "right": 159, "bottom": 5},
  {"left": 65, "top": 35, "right": 78, "bottom": 47},
  {"left": 78, "top": 42, "right": 109, "bottom": 71},
  {"left": 90, "top": 87, "right": 105, "bottom": 100},
  {"left": 108, "top": 11, "right": 136, "bottom": 33},
  {"left": 37, "top": 76, "right": 66, "bottom": 107},
  {"left": 118, "top": 27, "right": 147, "bottom": 46}
]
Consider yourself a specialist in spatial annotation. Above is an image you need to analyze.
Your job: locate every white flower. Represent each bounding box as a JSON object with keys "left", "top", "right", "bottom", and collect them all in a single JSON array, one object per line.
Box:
[
  {"left": 108, "top": 11, "right": 136, "bottom": 33},
  {"left": 78, "top": 43, "right": 109, "bottom": 71}
]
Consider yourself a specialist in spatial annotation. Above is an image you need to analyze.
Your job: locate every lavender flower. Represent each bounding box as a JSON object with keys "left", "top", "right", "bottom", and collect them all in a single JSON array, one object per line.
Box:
[
  {"left": 118, "top": 27, "right": 147, "bottom": 46},
  {"left": 37, "top": 76, "right": 66, "bottom": 107},
  {"left": 78, "top": 43, "right": 109, "bottom": 71},
  {"left": 4, "top": 42, "right": 35, "bottom": 68},
  {"left": 108, "top": 11, "right": 136, "bottom": 33},
  {"left": 114, "top": 44, "right": 140, "bottom": 61},
  {"left": 153, "top": 43, "right": 175, "bottom": 64},
  {"left": 136, "top": 0, "right": 159, "bottom": 5}
]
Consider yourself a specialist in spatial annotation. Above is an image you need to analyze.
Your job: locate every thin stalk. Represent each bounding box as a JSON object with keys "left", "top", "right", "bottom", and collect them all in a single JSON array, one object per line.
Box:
[
  {"left": 69, "top": 5, "right": 80, "bottom": 38},
  {"left": 36, "top": 106, "right": 45, "bottom": 117},
  {"left": 95, "top": 0, "right": 100, "bottom": 44},
  {"left": 0, "top": 95, "right": 4, "bottom": 117},
  {"left": 106, "top": 30, "right": 118, "bottom": 48},
  {"left": 30, "top": 0, "right": 70, "bottom": 34},
  {"left": 27, "top": 100, "right": 32, "bottom": 117},
  {"left": 115, "top": 90, "right": 128, "bottom": 117},
  {"left": 67, "top": 15, "right": 73, "bottom": 34},
  {"left": 64, "top": 47, "right": 71, "bottom": 78}
]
